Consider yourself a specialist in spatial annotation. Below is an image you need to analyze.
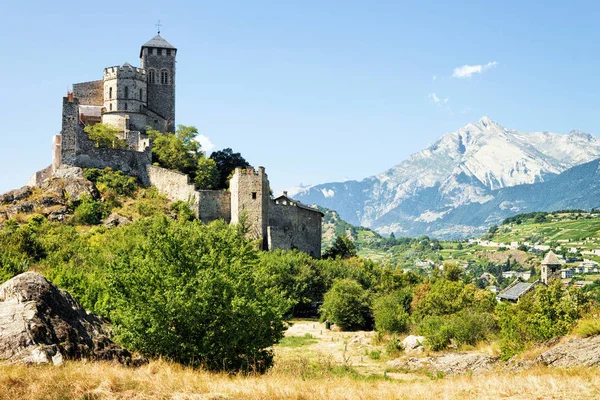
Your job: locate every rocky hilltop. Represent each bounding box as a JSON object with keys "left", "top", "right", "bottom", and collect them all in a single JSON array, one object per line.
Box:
[{"left": 291, "top": 117, "right": 600, "bottom": 237}]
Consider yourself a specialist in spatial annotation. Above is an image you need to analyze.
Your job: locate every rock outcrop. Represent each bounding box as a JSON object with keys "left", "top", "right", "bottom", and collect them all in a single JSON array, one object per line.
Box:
[
  {"left": 0, "top": 272, "right": 130, "bottom": 365},
  {"left": 387, "top": 353, "right": 498, "bottom": 375},
  {"left": 535, "top": 335, "right": 600, "bottom": 367}
]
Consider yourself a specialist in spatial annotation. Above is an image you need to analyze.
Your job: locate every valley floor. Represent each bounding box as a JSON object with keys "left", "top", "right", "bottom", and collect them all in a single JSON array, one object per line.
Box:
[{"left": 1, "top": 320, "right": 600, "bottom": 399}]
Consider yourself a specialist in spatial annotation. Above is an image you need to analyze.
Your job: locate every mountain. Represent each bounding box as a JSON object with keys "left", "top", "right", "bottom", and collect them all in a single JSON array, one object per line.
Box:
[{"left": 292, "top": 117, "right": 600, "bottom": 238}]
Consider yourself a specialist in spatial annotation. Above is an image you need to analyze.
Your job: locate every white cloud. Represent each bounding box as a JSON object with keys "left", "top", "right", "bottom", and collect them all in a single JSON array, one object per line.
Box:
[
  {"left": 432, "top": 75, "right": 437, "bottom": 81},
  {"left": 429, "top": 93, "right": 449, "bottom": 105},
  {"left": 452, "top": 61, "right": 498, "bottom": 79},
  {"left": 196, "top": 134, "right": 215, "bottom": 155}
]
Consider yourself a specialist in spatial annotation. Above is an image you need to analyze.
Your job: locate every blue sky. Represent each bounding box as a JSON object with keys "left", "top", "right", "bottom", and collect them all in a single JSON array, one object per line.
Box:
[{"left": 1, "top": 1, "right": 600, "bottom": 194}]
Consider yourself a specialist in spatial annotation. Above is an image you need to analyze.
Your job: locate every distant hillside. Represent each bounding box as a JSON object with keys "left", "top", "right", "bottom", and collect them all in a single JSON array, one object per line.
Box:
[{"left": 292, "top": 117, "right": 600, "bottom": 238}]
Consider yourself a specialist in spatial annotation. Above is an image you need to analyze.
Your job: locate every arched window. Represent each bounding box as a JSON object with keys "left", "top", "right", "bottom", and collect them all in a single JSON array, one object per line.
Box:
[
  {"left": 161, "top": 70, "right": 169, "bottom": 85},
  {"left": 109, "top": 87, "right": 113, "bottom": 99},
  {"left": 148, "top": 69, "right": 155, "bottom": 84},
  {"left": 124, "top": 86, "right": 129, "bottom": 99}
]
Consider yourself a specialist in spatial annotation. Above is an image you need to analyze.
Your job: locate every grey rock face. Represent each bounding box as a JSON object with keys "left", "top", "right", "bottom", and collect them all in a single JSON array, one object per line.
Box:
[
  {"left": 0, "top": 272, "right": 130, "bottom": 365},
  {"left": 535, "top": 335, "right": 600, "bottom": 367},
  {"left": 387, "top": 353, "right": 498, "bottom": 375},
  {"left": 103, "top": 212, "right": 132, "bottom": 228}
]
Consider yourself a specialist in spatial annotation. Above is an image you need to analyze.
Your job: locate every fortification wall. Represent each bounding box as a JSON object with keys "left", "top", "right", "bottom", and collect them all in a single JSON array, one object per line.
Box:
[
  {"left": 73, "top": 81, "right": 103, "bottom": 106},
  {"left": 268, "top": 203, "right": 322, "bottom": 258},
  {"left": 74, "top": 147, "right": 151, "bottom": 184},
  {"left": 198, "top": 190, "right": 231, "bottom": 224},
  {"left": 147, "top": 165, "right": 200, "bottom": 213}
]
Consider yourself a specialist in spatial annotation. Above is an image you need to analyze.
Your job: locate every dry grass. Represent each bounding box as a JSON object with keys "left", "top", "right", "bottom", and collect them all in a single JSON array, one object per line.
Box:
[{"left": 0, "top": 360, "right": 599, "bottom": 399}]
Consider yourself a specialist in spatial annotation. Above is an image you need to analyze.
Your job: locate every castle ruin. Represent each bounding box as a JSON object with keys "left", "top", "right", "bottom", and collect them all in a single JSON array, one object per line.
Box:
[{"left": 29, "top": 34, "right": 323, "bottom": 258}]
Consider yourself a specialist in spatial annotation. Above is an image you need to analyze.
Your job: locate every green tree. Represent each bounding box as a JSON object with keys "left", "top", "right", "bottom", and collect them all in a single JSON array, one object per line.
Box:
[
  {"left": 194, "top": 157, "right": 220, "bottom": 190},
  {"left": 323, "top": 235, "right": 357, "bottom": 259},
  {"left": 104, "top": 217, "right": 288, "bottom": 371},
  {"left": 210, "top": 148, "right": 251, "bottom": 189},
  {"left": 373, "top": 290, "right": 411, "bottom": 333},
  {"left": 84, "top": 123, "right": 126, "bottom": 149},
  {"left": 149, "top": 125, "right": 203, "bottom": 178},
  {"left": 320, "top": 279, "right": 371, "bottom": 331}
]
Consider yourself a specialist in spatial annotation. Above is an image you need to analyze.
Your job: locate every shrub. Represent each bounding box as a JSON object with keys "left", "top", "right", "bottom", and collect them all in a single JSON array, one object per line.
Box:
[
  {"left": 369, "top": 350, "right": 381, "bottom": 360},
  {"left": 72, "top": 195, "right": 106, "bottom": 225},
  {"left": 573, "top": 317, "right": 600, "bottom": 338},
  {"left": 417, "top": 316, "right": 454, "bottom": 351},
  {"left": 320, "top": 279, "right": 371, "bottom": 331},
  {"left": 83, "top": 168, "right": 138, "bottom": 197},
  {"left": 373, "top": 291, "right": 410, "bottom": 333},
  {"left": 104, "top": 217, "right": 287, "bottom": 372}
]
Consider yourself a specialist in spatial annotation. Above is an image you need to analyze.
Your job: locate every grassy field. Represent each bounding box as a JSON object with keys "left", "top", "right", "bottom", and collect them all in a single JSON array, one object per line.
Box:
[{"left": 2, "top": 320, "right": 600, "bottom": 399}]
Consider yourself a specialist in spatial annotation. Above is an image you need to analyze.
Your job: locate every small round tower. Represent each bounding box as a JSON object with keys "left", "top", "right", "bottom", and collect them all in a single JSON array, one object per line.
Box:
[{"left": 102, "top": 63, "right": 148, "bottom": 132}]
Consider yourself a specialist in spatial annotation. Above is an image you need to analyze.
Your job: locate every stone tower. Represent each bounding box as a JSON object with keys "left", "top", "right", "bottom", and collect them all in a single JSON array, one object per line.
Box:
[
  {"left": 102, "top": 63, "right": 148, "bottom": 132},
  {"left": 230, "top": 167, "right": 270, "bottom": 249},
  {"left": 541, "top": 250, "right": 561, "bottom": 285},
  {"left": 140, "top": 35, "right": 176, "bottom": 133}
]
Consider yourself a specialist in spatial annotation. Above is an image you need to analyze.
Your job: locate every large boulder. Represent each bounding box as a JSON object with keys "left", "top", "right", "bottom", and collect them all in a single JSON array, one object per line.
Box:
[{"left": 0, "top": 272, "right": 130, "bottom": 365}]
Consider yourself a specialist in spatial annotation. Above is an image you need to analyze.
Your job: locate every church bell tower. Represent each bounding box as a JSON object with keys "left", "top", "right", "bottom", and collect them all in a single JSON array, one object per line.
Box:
[{"left": 140, "top": 32, "right": 176, "bottom": 133}]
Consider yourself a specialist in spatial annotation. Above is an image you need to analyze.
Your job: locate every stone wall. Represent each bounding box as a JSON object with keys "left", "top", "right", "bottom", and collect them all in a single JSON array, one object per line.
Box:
[
  {"left": 60, "top": 95, "right": 152, "bottom": 184},
  {"left": 198, "top": 190, "right": 231, "bottom": 224},
  {"left": 73, "top": 81, "right": 103, "bottom": 106},
  {"left": 268, "top": 202, "right": 323, "bottom": 258},
  {"left": 147, "top": 165, "right": 200, "bottom": 213}
]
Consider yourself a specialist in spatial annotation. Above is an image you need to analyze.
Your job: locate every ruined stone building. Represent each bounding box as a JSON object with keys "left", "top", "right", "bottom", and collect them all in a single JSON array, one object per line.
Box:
[{"left": 29, "top": 34, "right": 323, "bottom": 257}]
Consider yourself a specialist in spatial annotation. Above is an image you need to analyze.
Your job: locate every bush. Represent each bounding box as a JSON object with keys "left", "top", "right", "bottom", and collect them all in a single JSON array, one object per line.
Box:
[
  {"left": 320, "top": 279, "right": 371, "bottom": 331},
  {"left": 373, "top": 291, "right": 410, "bottom": 333},
  {"left": 104, "top": 217, "right": 288, "bottom": 372},
  {"left": 72, "top": 195, "right": 106, "bottom": 225},
  {"left": 369, "top": 349, "right": 381, "bottom": 360},
  {"left": 418, "top": 316, "right": 454, "bottom": 351},
  {"left": 573, "top": 317, "right": 600, "bottom": 338},
  {"left": 83, "top": 168, "right": 138, "bottom": 197}
]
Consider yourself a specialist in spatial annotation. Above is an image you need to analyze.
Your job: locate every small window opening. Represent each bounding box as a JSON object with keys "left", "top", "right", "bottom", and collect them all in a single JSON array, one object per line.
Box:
[
  {"left": 160, "top": 70, "right": 169, "bottom": 85},
  {"left": 124, "top": 86, "right": 129, "bottom": 99},
  {"left": 252, "top": 192, "right": 257, "bottom": 200},
  {"left": 139, "top": 88, "right": 143, "bottom": 100},
  {"left": 109, "top": 87, "right": 113, "bottom": 99},
  {"left": 124, "top": 103, "right": 128, "bottom": 111},
  {"left": 167, "top": 49, "right": 171, "bottom": 56},
  {"left": 109, "top": 103, "right": 112, "bottom": 111}
]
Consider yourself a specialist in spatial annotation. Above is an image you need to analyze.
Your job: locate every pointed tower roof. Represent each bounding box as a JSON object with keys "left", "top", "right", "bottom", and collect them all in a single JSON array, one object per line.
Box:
[
  {"left": 542, "top": 250, "right": 561, "bottom": 266},
  {"left": 140, "top": 35, "right": 176, "bottom": 57}
]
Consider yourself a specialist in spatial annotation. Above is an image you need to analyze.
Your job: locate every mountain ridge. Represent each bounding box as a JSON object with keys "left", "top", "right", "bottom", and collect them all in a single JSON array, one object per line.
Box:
[{"left": 291, "top": 117, "right": 600, "bottom": 237}]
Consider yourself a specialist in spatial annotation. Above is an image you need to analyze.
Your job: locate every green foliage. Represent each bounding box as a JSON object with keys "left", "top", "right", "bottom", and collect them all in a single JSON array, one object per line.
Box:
[
  {"left": 149, "top": 125, "right": 202, "bottom": 178},
  {"left": 373, "top": 291, "right": 410, "bottom": 334},
  {"left": 104, "top": 217, "right": 287, "bottom": 372},
  {"left": 320, "top": 279, "right": 371, "bottom": 331},
  {"left": 210, "top": 148, "right": 251, "bottom": 189},
  {"left": 323, "top": 235, "right": 357, "bottom": 259},
  {"left": 417, "top": 311, "right": 496, "bottom": 351},
  {"left": 496, "top": 281, "right": 589, "bottom": 360},
  {"left": 72, "top": 194, "right": 107, "bottom": 225},
  {"left": 369, "top": 349, "right": 381, "bottom": 360},
  {"left": 83, "top": 168, "right": 138, "bottom": 197},
  {"left": 573, "top": 317, "right": 600, "bottom": 338},
  {"left": 256, "top": 250, "right": 324, "bottom": 316},
  {"left": 84, "top": 123, "right": 126, "bottom": 149},
  {"left": 169, "top": 200, "right": 195, "bottom": 222},
  {"left": 194, "top": 157, "right": 220, "bottom": 190},
  {"left": 417, "top": 316, "right": 454, "bottom": 351},
  {"left": 278, "top": 333, "right": 317, "bottom": 348}
]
